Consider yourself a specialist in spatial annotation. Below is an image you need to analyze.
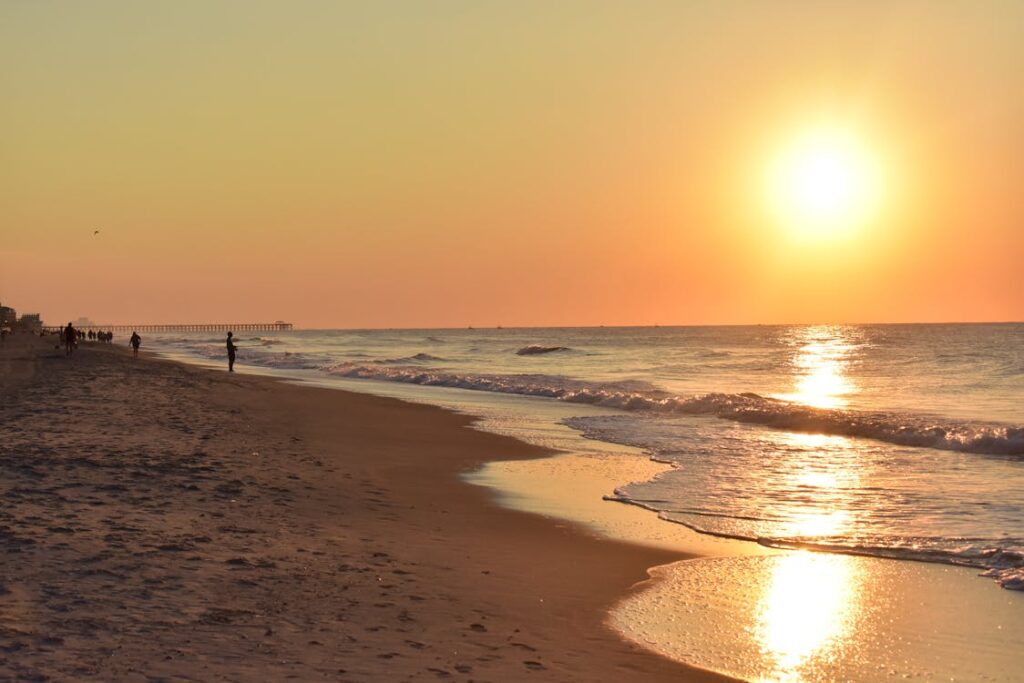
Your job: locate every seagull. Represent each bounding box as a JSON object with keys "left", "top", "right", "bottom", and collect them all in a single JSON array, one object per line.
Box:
[{"left": 93, "top": 229, "right": 101, "bottom": 236}]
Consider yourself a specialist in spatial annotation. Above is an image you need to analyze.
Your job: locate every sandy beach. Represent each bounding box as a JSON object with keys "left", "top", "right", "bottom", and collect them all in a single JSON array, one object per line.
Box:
[{"left": 0, "top": 334, "right": 729, "bottom": 682}]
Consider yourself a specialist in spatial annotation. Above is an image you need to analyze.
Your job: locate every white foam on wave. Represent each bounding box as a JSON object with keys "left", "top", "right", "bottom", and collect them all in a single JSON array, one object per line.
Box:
[
  {"left": 373, "top": 353, "right": 444, "bottom": 364},
  {"left": 322, "top": 362, "right": 657, "bottom": 399},
  {"left": 761, "top": 538, "right": 1024, "bottom": 590},
  {"left": 563, "top": 414, "right": 1024, "bottom": 591},
  {"left": 599, "top": 472, "right": 1024, "bottom": 591},
  {"left": 516, "top": 345, "right": 572, "bottom": 356},
  {"left": 319, "top": 363, "right": 1024, "bottom": 457},
  {"left": 154, "top": 334, "right": 1024, "bottom": 457}
]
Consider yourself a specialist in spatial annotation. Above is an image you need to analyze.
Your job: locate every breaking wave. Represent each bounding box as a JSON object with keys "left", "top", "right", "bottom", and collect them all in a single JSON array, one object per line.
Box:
[
  {"left": 516, "top": 345, "right": 572, "bottom": 356},
  {"left": 321, "top": 364, "right": 1024, "bottom": 456},
  {"left": 563, "top": 412, "right": 1024, "bottom": 591},
  {"left": 150, "top": 333, "right": 1024, "bottom": 458},
  {"left": 374, "top": 353, "right": 444, "bottom": 364}
]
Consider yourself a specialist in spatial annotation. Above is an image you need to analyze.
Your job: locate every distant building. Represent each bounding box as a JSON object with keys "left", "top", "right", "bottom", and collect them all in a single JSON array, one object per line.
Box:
[
  {"left": 74, "top": 316, "right": 97, "bottom": 328},
  {"left": 0, "top": 305, "right": 16, "bottom": 330},
  {"left": 18, "top": 314, "right": 42, "bottom": 332}
]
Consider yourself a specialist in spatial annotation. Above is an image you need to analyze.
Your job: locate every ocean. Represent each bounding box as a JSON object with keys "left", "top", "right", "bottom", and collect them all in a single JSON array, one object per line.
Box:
[{"left": 148, "top": 323, "right": 1024, "bottom": 591}]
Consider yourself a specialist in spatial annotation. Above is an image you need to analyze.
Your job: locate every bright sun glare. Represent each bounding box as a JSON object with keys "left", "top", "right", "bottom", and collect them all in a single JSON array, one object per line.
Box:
[{"left": 767, "top": 127, "right": 882, "bottom": 238}]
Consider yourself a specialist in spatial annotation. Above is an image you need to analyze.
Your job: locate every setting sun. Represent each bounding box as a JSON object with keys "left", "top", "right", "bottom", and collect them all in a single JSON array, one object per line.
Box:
[{"left": 767, "top": 127, "right": 883, "bottom": 239}]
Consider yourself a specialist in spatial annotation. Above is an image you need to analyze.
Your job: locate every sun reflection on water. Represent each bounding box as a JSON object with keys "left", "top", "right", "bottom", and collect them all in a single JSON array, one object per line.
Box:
[
  {"left": 773, "top": 432, "right": 861, "bottom": 540},
  {"left": 784, "top": 508, "right": 852, "bottom": 538},
  {"left": 778, "top": 327, "right": 859, "bottom": 409},
  {"left": 753, "top": 428, "right": 864, "bottom": 680},
  {"left": 755, "top": 552, "right": 862, "bottom": 682}
]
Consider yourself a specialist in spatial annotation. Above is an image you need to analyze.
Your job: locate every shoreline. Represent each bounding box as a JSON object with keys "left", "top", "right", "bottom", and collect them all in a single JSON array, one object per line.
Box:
[
  {"left": 151, "top": 346, "right": 769, "bottom": 557},
  {"left": 0, "top": 335, "right": 731, "bottom": 681}
]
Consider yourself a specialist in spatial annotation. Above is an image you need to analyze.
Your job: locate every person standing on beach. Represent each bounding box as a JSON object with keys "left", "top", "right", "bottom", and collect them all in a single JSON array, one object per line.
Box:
[
  {"left": 226, "top": 331, "right": 237, "bottom": 372},
  {"left": 129, "top": 331, "right": 141, "bottom": 358},
  {"left": 64, "top": 322, "right": 77, "bottom": 356}
]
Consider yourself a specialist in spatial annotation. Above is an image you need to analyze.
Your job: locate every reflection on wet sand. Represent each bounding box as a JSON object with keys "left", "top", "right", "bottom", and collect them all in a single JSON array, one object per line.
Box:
[
  {"left": 610, "top": 553, "right": 1024, "bottom": 682},
  {"left": 756, "top": 553, "right": 861, "bottom": 680}
]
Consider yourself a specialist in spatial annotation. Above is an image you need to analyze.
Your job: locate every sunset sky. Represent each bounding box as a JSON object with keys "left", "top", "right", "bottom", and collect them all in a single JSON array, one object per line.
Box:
[{"left": 2, "top": 1, "right": 1021, "bottom": 328}]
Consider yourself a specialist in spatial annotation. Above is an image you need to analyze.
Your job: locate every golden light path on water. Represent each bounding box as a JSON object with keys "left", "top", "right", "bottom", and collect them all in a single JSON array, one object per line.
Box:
[
  {"left": 756, "top": 432, "right": 862, "bottom": 680},
  {"left": 777, "top": 432, "right": 860, "bottom": 539},
  {"left": 776, "top": 326, "right": 858, "bottom": 409},
  {"left": 758, "top": 327, "right": 866, "bottom": 679},
  {"left": 591, "top": 322, "right": 1010, "bottom": 680},
  {"left": 768, "top": 327, "right": 863, "bottom": 674}
]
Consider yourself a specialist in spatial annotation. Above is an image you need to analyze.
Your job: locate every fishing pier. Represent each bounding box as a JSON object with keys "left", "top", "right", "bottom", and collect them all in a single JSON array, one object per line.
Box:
[{"left": 43, "top": 322, "right": 294, "bottom": 333}]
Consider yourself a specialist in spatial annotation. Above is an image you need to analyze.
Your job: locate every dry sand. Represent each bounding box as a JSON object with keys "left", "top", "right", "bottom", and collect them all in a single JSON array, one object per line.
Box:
[{"left": 0, "top": 334, "right": 730, "bottom": 682}]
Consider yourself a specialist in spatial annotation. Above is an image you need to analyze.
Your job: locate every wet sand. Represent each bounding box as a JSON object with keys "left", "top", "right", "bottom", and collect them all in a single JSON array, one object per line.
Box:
[
  {"left": 612, "top": 553, "right": 1024, "bottom": 682},
  {"left": 0, "top": 334, "right": 730, "bottom": 681}
]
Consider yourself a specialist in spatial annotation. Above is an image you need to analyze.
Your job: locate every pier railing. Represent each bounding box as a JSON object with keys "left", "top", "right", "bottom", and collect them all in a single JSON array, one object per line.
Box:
[{"left": 42, "top": 322, "right": 294, "bottom": 333}]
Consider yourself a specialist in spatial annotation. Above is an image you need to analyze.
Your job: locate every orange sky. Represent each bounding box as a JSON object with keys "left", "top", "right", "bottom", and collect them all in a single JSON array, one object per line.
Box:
[{"left": 2, "top": 1, "right": 1021, "bottom": 328}]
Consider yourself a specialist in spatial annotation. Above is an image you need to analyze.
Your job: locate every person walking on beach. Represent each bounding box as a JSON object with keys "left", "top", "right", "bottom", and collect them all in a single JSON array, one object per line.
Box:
[
  {"left": 226, "top": 331, "right": 237, "bottom": 372},
  {"left": 129, "top": 331, "right": 141, "bottom": 359},
  {"left": 64, "top": 322, "right": 77, "bottom": 356}
]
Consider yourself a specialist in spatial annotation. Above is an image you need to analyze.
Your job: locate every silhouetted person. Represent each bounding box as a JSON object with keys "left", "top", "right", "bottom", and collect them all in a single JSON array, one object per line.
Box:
[
  {"left": 130, "top": 331, "right": 141, "bottom": 358},
  {"left": 226, "top": 331, "right": 237, "bottom": 372},
  {"left": 64, "top": 323, "right": 77, "bottom": 356}
]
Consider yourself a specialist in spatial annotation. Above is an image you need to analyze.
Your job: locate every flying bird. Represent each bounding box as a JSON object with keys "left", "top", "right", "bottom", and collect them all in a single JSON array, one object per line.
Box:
[{"left": 93, "top": 229, "right": 100, "bottom": 236}]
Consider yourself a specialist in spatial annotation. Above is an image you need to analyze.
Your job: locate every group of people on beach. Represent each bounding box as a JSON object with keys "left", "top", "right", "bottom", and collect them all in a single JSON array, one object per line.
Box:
[
  {"left": 59, "top": 323, "right": 115, "bottom": 355},
  {"left": 60, "top": 323, "right": 140, "bottom": 358},
  {"left": 59, "top": 322, "right": 238, "bottom": 371}
]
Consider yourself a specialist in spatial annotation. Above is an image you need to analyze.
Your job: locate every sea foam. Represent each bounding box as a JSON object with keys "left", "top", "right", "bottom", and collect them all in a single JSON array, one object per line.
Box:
[{"left": 320, "top": 363, "right": 1024, "bottom": 456}]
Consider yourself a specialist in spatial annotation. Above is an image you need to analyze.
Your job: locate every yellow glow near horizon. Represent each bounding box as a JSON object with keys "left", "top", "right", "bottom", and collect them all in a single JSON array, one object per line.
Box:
[{"left": 766, "top": 127, "right": 882, "bottom": 240}]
